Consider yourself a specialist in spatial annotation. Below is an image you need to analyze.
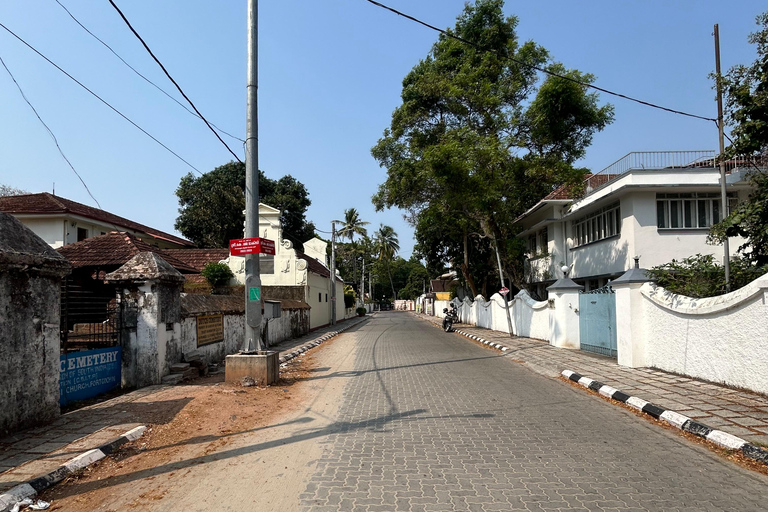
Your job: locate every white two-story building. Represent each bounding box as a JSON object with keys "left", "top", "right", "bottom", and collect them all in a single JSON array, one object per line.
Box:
[{"left": 515, "top": 151, "right": 755, "bottom": 298}]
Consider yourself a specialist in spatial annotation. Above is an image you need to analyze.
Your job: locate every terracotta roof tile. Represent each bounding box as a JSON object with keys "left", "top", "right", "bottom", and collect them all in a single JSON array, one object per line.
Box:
[
  {"left": 297, "top": 251, "right": 343, "bottom": 282},
  {"left": 163, "top": 249, "right": 230, "bottom": 272},
  {"left": 0, "top": 193, "right": 194, "bottom": 247},
  {"left": 57, "top": 232, "right": 198, "bottom": 273}
]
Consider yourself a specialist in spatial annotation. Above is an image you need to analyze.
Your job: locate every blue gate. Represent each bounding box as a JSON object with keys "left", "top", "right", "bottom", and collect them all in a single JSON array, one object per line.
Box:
[{"left": 578, "top": 286, "right": 617, "bottom": 358}]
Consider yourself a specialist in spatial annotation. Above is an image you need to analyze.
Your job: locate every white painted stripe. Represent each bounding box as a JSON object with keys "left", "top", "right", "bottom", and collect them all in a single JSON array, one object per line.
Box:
[
  {"left": 706, "top": 430, "right": 747, "bottom": 450},
  {"left": 577, "top": 377, "right": 593, "bottom": 388},
  {"left": 0, "top": 483, "right": 37, "bottom": 510},
  {"left": 122, "top": 426, "right": 147, "bottom": 442},
  {"left": 501, "top": 347, "right": 508, "bottom": 351},
  {"left": 63, "top": 449, "right": 106, "bottom": 472},
  {"left": 598, "top": 385, "right": 618, "bottom": 398},
  {"left": 626, "top": 396, "right": 648, "bottom": 410},
  {"left": 562, "top": 370, "right": 574, "bottom": 378},
  {"left": 659, "top": 410, "right": 691, "bottom": 429}
]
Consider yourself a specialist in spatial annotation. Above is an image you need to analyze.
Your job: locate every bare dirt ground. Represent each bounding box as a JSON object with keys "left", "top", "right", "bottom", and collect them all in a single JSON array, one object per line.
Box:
[{"left": 39, "top": 332, "right": 357, "bottom": 512}]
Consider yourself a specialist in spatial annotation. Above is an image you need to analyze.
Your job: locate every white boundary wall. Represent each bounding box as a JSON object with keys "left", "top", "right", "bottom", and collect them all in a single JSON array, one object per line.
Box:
[
  {"left": 430, "top": 273, "right": 768, "bottom": 396},
  {"left": 640, "top": 274, "right": 768, "bottom": 395},
  {"left": 436, "top": 292, "right": 550, "bottom": 339}
]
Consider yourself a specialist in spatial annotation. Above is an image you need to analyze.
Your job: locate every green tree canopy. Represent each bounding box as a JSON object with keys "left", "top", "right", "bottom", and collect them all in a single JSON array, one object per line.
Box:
[
  {"left": 371, "top": 0, "right": 613, "bottom": 294},
  {"left": 710, "top": 12, "right": 768, "bottom": 268},
  {"left": 720, "top": 11, "right": 768, "bottom": 160},
  {"left": 175, "top": 161, "right": 315, "bottom": 249}
]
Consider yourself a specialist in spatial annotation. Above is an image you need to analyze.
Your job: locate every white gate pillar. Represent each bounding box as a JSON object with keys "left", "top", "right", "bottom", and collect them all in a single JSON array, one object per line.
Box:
[
  {"left": 546, "top": 277, "right": 583, "bottom": 349},
  {"left": 610, "top": 258, "right": 652, "bottom": 368}
]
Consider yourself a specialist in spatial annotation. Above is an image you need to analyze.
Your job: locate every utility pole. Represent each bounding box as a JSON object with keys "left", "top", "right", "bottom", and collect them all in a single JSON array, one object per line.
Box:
[
  {"left": 243, "top": 0, "right": 263, "bottom": 350},
  {"left": 330, "top": 222, "right": 337, "bottom": 325},
  {"left": 360, "top": 258, "right": 365, "bottom": 307},
  {"left": 714, "top": 24, "right": 731, "bottom": 291}
]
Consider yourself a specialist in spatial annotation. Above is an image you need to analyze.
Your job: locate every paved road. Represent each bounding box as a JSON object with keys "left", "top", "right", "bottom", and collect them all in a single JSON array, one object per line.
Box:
[{"left": 299, "top": 312, "right": 768, "bottom": 511}]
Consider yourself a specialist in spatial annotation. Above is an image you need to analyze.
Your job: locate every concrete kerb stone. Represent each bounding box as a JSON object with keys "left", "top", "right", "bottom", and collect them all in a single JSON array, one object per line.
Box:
[
  {"left": 0, "top": 425, "right": 147, "bottom": 512},
  {"left": 562, "top": 370, "right": 767, "bottom": 464},
  {"left": 278, "top": 316, "right": 369, "bottom": 366}
]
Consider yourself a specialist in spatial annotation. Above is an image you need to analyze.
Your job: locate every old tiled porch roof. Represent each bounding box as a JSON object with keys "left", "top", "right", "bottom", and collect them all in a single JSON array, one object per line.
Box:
[
  {"left": 57, "top": 232, "right": 198, "bottom": 273},
  {"left": 163, "top": 248, "right": 230, "bottom": 272},
  {"left": 0, "top": 192, "right": 194, "bottom": 247}
]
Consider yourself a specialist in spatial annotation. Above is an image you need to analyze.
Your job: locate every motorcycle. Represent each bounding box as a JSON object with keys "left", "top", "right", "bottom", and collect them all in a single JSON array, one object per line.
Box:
[{"left": 442, "top": 303, "right": 459, "bottom": 332}]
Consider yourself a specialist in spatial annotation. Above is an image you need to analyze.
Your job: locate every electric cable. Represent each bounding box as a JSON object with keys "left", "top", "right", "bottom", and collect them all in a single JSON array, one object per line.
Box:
[
  {"left": 0, "top": 53, "right": 103, "bottom": 209},
  {"left": 53, "top": 0, "right": 244, "bottom": 144},
  {"left": 0, "top": 21, "right": 202, "bottom": 175},
  {"left": 107, "top": 0, "right": 244, "bottom": 163},
  {"left": 363, "top": 0, "right": 717, "bottom": 123}
]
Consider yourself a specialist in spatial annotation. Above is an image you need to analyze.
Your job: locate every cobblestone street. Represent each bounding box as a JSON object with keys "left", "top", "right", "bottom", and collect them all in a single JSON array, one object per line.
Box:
[{"left": 300, "top": 312, "right": 768, "bottom": 511}]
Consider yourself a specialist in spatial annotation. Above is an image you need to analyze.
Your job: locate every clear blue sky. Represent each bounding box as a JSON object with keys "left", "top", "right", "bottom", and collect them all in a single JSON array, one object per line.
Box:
[{"left": 1, "top": 0, "right": 764, "bottom": 259}]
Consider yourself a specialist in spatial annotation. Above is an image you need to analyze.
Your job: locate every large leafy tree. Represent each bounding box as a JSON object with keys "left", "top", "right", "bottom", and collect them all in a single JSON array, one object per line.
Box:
[
  {"left": 709, "top": 12, "right": 768, "bottom": 267},
  {"left": 720, "top": 11, "right": 768, "bottom": 160},
  {"left": 175, "top": 161, "right": 315, "bottom": 248},
  {"left": 371, "top": 0, "right": 612, "bottom": 293},
  {"left": 0, "top": 184, "right": 28, "bottom": 197}
]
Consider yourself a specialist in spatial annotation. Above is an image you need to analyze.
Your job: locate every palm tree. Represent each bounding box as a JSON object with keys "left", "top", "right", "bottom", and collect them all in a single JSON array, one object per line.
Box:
[
  {"left": 374, "top": 224, "right": 399, "bottom": 301},
  {"left": 337, "top": 208, "right": 369, "bottom": 301}
]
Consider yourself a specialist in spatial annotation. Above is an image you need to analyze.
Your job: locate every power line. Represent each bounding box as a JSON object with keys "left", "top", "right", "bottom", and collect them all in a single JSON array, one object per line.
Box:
[
  {"left": 53, "top": 0, "right": 244, "bottom": 144},
  {"left": 0, "top": 53, "right": 103, "bottom": 209},
  {"left": 107, "top": 0, "right": 244, "bottom": 164},
  {"left": 0, "top": 21, "right": 202, "bottom": 174},
  {"left": 363, "top": 0, "right": 717, "bottom": 123}
]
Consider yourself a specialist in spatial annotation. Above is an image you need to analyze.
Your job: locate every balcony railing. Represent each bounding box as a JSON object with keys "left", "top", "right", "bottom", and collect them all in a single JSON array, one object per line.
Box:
[{"left": 584, "top": 150, "right": 716, "bottom": 193}]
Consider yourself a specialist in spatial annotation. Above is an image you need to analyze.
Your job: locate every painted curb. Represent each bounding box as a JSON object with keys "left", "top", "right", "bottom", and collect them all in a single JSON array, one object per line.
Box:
[
  {"left": 278, "top": 316, "right": 369, "bottom": 365},
  {"left": 562, "top": 370, "right": 768, "bottom": 465},
  {"left": 0, "top": 426, "right": 147, "bottom": 512}
]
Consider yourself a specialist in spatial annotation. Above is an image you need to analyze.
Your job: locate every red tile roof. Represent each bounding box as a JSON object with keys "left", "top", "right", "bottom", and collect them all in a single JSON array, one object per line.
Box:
[
  {"left": 297, "top": 252, "right": 344, "bottom": 282},
  {"left": 0, "top": 193, "right": 194, "bottom": 247},
  {"left": 57, "top": 232, "right": 198, "bottom": 273},
  {"left": 163, "top": 249, "right": 230, "bottom": 272}
]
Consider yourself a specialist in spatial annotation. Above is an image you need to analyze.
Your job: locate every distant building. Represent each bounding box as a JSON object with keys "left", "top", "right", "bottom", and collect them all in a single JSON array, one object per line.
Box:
[
  {"left": 0, "top": 192, "right": 194, "bottom": 249},
  {"left": 224, "top": 203, "right": 346, "bottom": 330},
  {"left": 513, "top": 151, "right": 755, "bottom": 297}
]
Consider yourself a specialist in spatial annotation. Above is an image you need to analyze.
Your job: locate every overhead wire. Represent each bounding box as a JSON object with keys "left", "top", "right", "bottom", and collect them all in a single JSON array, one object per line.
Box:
[
  {"left": 363, "top": 0, "right": 718, "bottom": 123},
  {"left": 0, "top": 54, "right": 103, "bottom": 209},
  {"left": 0, "top": 21, "right": 203, "bottom": 175},
  {"left": 107, "top": 0, "right": 244, "bottom": 164},
  {"left": 53, "top": 0, "right": 244, "bottom": 144}
]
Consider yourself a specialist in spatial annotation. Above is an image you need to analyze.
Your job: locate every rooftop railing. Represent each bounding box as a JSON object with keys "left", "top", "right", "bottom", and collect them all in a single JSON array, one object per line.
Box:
[{"left": 585, "top": 150, "right": 716, "bottom": 193}]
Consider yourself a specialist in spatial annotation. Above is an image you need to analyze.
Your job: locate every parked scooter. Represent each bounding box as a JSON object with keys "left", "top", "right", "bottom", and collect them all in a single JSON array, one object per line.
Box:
[{"left": 442, "top": 303, "right": 459, "bottom": 332}]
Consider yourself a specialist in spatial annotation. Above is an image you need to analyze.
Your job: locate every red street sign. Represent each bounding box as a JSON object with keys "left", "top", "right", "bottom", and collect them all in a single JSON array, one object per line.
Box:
[
  {"left": 229, "top": 237, "right": 276, "bottom": 256},
  {"left": 499, "top": 287, "right": 510, "bottom": 296}
]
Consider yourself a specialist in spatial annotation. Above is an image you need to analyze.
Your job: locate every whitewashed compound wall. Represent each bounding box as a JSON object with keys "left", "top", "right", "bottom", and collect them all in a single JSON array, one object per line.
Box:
[{"left": 640, "top": 274, "right": 768, "bottom": 395}]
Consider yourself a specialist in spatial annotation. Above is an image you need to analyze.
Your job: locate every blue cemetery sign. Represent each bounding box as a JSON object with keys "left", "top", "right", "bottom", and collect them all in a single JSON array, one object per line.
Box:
[{"left": 60, "top": 347, "right": 121, "bottom": 406}]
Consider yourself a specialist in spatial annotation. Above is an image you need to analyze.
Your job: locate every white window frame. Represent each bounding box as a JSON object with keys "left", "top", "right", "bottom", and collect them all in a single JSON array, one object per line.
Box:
[
  {"left": 656, "top": 193, "right": 737, "bottom": 229},
  {"left": 572, "top": 202, "right": 620, "bottom": 248}
]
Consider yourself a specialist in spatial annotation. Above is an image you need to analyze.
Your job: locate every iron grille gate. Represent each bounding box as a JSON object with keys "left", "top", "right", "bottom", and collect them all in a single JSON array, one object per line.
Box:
[
  {"left": 60, "top": 278, "right": 121, "bottom": 354},
  {"left": 578, "top": 285, "right": 617, "bottom": 358}
]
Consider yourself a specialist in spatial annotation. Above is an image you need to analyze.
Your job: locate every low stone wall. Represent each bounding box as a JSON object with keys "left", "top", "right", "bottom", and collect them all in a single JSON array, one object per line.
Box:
[{"left": 178, "top": 294, "right": 310, "bottom": 367}]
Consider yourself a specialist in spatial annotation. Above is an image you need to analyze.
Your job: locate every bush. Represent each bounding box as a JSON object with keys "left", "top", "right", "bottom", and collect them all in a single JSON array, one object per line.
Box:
[
  {"left": 344, "top": 292, "right": 355, "bottom": 309},
  {"left": 356, "top": 306, "right": 367, "bottom": 316},
  {"left": 200, "top": 262, "right": 234, "bottom": 289},
  {"left": 646, "top": 254, "right": 767, "bottom": 298}
]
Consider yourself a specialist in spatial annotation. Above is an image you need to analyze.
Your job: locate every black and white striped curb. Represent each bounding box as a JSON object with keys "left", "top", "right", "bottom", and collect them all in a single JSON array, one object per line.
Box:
[
  {"left": 563, "top": 370, "right": 768, "bottom": 465},
  {"left": 0, "top": 425, "right": 147, "bottom": 512},
  {"left": 278, "top": 316, "right": 370, "bottom": 365},
  {"left": 455, "top": 329, "right": 510, "bottom": 352}
]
